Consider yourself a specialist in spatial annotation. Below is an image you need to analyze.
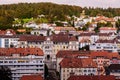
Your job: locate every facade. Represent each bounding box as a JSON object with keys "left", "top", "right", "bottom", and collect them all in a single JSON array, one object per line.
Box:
[
  {"left": 0, "top": 48, "right": 44, "bottom": 80},
  {"left": 31, "top": 29, "right": 48, "bottom": 36},
  {"left": 0, "top": 35, "right": 19, "bottom": 48}
]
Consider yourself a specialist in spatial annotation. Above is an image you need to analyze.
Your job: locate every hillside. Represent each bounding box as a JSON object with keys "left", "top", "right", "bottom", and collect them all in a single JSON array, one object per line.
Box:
[{"left": 0, "top": 2, "right": 120, "bottom": 30}]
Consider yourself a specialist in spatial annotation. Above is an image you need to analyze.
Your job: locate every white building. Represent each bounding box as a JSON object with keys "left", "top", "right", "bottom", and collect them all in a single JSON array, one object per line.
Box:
[
  {"left": 0, "top": 35, "right": 19, "bottom": 48},
  {"left": 0, "top": 48, "right": 44, "bottom": 80},
  {"left": 31, "top": 29, "right": 51, "bottom": 36},
  {"left": 90, "top": 39, "right": 118, "bottom": 52}
]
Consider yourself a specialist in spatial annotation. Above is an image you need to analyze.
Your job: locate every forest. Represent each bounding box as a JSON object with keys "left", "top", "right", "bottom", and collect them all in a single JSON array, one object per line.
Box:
[{"left": 0, "top": 2, "right": 120, "bottom": 30}]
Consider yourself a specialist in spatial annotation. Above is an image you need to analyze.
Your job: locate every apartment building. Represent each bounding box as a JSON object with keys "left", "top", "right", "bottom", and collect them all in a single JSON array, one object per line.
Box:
[{"left": 0, "top": 48, "right": 44, "bottom": 80}]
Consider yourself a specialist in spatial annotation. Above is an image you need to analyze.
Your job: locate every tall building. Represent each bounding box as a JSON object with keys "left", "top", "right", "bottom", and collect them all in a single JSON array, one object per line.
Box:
[{"left": 0, "top": 48, "right": 44, "bottom": 80}]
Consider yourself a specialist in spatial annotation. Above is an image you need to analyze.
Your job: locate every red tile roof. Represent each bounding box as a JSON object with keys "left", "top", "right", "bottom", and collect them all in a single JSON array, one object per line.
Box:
[
  {"left": 56, "top": 50, "right": 120, "bottom": 59},
  {"left": 67, "top": 75, "right": 116, "bottom": 80},
  {"left": 0, "top": 48, "right": 44, "bottom": 56},
  {"left": 60, "top": 58, "right": 97, "bottom": 68},
  {"left": 91, "top": 51, "right": 119, "bottom": 59},
  {"left": 0, "top": 29, "right": 16, "bottom": 35},
  {"left": 100, "top": 27, "right": 117, "bottom": 30},
  {"left": 54, "top": 27, "right": 76, "bottom": 31},
  {"left": 20, "top": 74, "right": 43, "bottom": 80},
  {"left": 95, "top": 16, "right": 115, "bottom": 22}
]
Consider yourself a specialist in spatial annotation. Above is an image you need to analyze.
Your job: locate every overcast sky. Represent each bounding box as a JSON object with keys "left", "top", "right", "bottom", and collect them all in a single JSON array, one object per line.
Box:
[{"left": 0, "top": 0, "right": 120, "bottom": 8}]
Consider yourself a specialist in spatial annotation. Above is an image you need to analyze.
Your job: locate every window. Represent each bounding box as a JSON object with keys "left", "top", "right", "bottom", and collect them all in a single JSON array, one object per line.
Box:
[
  {"left": 9, "top": 61, "right": 13, "bottom": 63},
  {"left": 88, "top": 70, "right": 91, "bottom": 72},
  {"left": 92, "top": 70, "right": 95, "bottom": 72},
  {"left": 0, "top": 61, "right": 3, "bottom": 63},
  {"left": 4, "top": 61, "right": 8, "bottom": 63},
  {"left": 84, "top": 70, "right": 87, "bottom": 72}
]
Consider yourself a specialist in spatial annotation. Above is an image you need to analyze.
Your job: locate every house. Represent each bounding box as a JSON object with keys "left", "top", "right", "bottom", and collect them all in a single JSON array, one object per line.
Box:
[
  {"left": 23, "top": 22, "right": 38, "bottom": 29},
  {"left": 99, "top": 27, "right": 117, "bottom": 33},
  {"left": 54, "top": 27, "right": 76, "bottom": 34},
  {"left": 0, "top": 29, "right": 16, "bottom": 35},
  {"left": 60, "top": 58, "right": 97, "bottom": 80},
  {"left": 0, "top": 48, "right": 44, "bottom": 80},
  {"left": 95, "top": 16, "right": 116, "bottom": 27},
  {"left": 31, "top": 29, "right": 51, "bottom": 36}
]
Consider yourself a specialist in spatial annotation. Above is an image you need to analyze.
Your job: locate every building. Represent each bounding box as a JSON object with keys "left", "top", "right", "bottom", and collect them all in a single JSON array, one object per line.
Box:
[
  {"left": 54, "top": 27, "right": 76, "bottom": 34},
  {"left": 60, "top": 58, "right": 97, "bottom": 80},
  {"left": 56, "top": 50, "right": 90, "bottom": 72},
  {"left": 31, "top": 29, "right": 51, "bottom": 36},
  {"left": 90, "top": 39, "right": 118, "bottom": 52},
  {"left": 0, "top": 35, "right": 19, "bottom": 48},
  {"left": 0, "top": 48, "right": 44, "bottom": 80},
  {"left": 0, "top": 29, "right": 16, "bottom": 35},
  {"left": 95, "top": 16, "right": 116, "bottom": 27},
  {"left": 99, "top": 27, "right": 117, "bottom": 33},
  {"left": 90, "top": 51, "right": 120, "bottom": 75}
]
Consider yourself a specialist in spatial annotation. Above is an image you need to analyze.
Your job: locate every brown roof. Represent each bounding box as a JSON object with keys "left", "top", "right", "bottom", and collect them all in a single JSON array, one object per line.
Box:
[
  {"left": 67, "top": 75, "right": 116, "bottom": 80},
  {"left": 56, "top": 50, "right": 90, "bottom": 58},
  {"left": 19, "top": 35, "right": 46, "bottom": 42},
  {"left": 20, "top": 74, "right": 43, "bottom": 80},
  {"left": 56, "top": 50, "right": 120, "bottom": 59},
  {"left": 60, "top": 58, "right": 97, "bottom": 68},
  {"left": 51, "top": 32, "right": 77, "bottom": 42},
  {"left": 69, "top": 36, "right": 78, "bottom": 41},
  {"left": 96, "top": 39, "right": 115, "bottom": 43},
  {"left": 0, "top": 48, "right": 44, "bottom": 56}
]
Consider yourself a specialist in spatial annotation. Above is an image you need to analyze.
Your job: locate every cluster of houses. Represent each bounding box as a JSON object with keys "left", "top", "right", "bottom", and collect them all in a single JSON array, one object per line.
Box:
[{"left": 1, "top": 14, "right": 120, "bottom": 80}]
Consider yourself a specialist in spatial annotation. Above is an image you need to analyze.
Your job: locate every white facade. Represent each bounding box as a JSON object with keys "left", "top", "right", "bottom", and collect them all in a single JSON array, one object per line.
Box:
[
  {"left": 90, "top": 42, "right": 118, "bottom": 52},
  {"left": 0, "top": 36, "right": 19, "bottom": 48}
]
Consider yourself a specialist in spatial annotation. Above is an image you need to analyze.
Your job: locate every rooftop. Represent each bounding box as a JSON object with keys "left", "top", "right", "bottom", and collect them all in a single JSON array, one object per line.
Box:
[{"left": 0, "top": 48, "right": 44, "bottom": 56}]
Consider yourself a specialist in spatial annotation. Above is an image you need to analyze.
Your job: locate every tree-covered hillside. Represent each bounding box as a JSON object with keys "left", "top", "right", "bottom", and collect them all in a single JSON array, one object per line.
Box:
[{"left": 0, "top": 2, "right": 120, "bottom": 30}]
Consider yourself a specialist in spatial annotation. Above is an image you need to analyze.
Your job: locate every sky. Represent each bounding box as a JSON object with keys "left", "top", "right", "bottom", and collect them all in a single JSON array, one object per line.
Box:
[{"left": 0, "top": 0, "right": 120, "bottom": 8}]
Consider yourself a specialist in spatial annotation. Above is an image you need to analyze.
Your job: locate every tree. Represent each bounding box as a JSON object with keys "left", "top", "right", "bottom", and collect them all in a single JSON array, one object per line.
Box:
[{"left": 0, "top": 66, "right": 12, "bottom": 80}]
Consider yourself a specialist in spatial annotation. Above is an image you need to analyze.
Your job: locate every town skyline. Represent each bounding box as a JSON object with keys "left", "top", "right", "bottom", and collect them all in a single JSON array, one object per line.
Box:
[{"left": 0, "top": 0, "right": 120, "bottom": 8}]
